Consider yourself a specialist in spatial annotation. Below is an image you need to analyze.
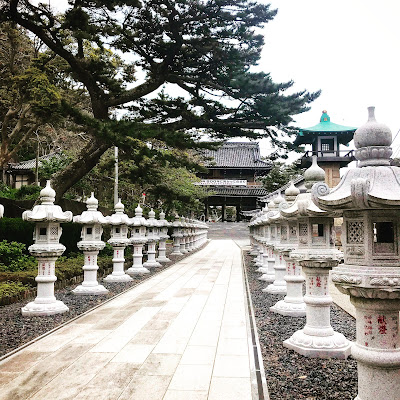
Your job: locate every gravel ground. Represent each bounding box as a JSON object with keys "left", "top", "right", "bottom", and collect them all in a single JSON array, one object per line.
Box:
[
  {"left": 0, "top": 244, "right": 207, "bottom": 358},
  {"left": 244, "top": 252, "right": 358, "bottom": 400}
]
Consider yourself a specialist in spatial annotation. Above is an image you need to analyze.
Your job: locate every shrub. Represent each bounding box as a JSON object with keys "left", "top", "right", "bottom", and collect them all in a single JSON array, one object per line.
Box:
[
  {"left": 0, "top": 218, "right": 34, "bottom": 246},
  {"left": 0, "top": 281, "right": 31, "bottom": 299},
  {"left": 0, "top": 240, "right": 36, "bottom": 272},
  {"left": 15, "top": 185, "right": 41, "bottom": 200}
]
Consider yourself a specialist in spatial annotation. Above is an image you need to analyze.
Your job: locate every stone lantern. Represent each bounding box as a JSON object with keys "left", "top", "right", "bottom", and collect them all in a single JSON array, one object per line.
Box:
[
  {"left": 186, "top": 217, "right": 194, "bottom": 251},
  {"left": 264, "top": 193, "right": 288, "bottom": 294},
  {"left": 313, "top": 107, "right": 400, "bottom": 398},
  {"left": 180, "top": 217, "right": 189, "bottom": 254},
  {"left": 103, "top": 199, "right": 132, "bottom": 282},
  {"left": 72, "top": 193, "right": 109, "bottom": 295},
  {"left": 282, "top": 157, "right": 350, "bottom": 357},
  {"left": 143, "top": 208, "right": 162, "bottom": 269},
  {"left": 258, "top": 208, "right": 276, "bottom": 284},
  {"left": 21, "top": 181, "right": 72, "bottom": 316},
  {"left": 156, "top": 210, "right": 171, "bottom": 263},
  {"left": 170, "top": 214, "right": 183, "bottom": 256},
  {"left": 127, "top": 204, "right": 149, "bottom": 275}
]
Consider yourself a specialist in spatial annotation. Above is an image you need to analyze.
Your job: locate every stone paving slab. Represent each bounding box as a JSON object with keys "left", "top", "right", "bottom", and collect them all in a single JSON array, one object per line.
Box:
[{"left": 0, "top": 240, "right": 266, "bottom": 400}]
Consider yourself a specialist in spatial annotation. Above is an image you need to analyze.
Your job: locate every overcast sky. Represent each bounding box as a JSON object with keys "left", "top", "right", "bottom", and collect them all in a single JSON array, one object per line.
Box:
[{"left": 254, "top": 0, "right": 400, "bottom": 159}]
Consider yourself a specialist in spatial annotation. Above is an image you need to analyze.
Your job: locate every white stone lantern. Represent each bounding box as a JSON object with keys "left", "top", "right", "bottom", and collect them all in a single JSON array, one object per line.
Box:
[
  {"left": 103, "top": 199, "right": 132, "bottom": 282},
  {"left": 0, "top": 204, "right": 4, "bottom": 218},
  {"left": 156, "top": 210, "right": 171, "bottom": 263},
  {"left": 180, "top": 217, "right": 189, "bottom": 254},
  {"left": 264, "top": 193, "right": 288, "bottom": 294},
  {"left": 282, "top": 159, "right": 350, "bottom": 357},
  {"left": 72, "top": 193, "right": 109, "bottom": 295},
  {"left": 170, "top": 214, "right": 183, "bottom": 256},
  {"left": 21, "top": 181, "right": 72, "bottom": 316},
  {"left": 186, "top": 217, "right": 194, "bottom": 251},
  {"left": 143, "top": 208, "right": 162, "bottom": 269},
  {"left": 258, "top": 209, "right": 276, "bottom": 283},
  {"left": 127, "top": 204, "right": 149, "bottom": 275},
  {"left": 313, "top": 107, "right": 400, "bottom": 398}
]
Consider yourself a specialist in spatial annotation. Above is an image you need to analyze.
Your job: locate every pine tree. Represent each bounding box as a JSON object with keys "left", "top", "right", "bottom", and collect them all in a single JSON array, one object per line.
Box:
[{"left": 1, "top": 1, "right": 319, "bottom": 199}]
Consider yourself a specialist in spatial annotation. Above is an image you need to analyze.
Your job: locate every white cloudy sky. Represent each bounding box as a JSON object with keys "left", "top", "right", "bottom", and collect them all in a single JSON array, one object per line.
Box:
[
  {"left": 38, "top": 0, "right": 400, "bottom": 160},
  {"left": 254, "top": 0, "right": 400, "bottom": 159}
]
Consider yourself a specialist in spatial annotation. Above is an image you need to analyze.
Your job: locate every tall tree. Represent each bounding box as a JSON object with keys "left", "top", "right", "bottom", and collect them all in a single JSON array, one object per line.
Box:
[
  {"left": 1, "top": 0, "right": 319, "bottom": 200},
  {"left": 0, "top": 23, "right": 61, "bottom": 181}
]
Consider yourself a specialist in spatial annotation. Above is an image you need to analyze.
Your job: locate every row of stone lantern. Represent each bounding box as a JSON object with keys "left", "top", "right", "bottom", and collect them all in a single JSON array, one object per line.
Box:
[
  {"left": 249, "top": 107, "right": 400, "bottom": 400},
  {"left": 17, "top": 184, "right": 208, "bottom": 317}
]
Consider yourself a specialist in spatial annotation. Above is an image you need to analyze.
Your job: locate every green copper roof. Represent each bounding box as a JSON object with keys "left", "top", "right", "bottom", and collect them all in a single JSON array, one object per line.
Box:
[{"left": 299, "top": 111, "right": 357, "bottom": 134}]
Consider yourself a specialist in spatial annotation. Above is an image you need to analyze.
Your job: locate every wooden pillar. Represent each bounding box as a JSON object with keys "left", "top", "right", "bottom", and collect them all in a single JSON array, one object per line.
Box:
[{"left": 222, "top": 199, "right": 226, "bottom": 222}]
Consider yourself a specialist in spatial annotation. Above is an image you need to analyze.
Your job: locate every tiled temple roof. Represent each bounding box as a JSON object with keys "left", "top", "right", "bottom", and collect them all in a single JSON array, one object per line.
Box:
[
  {"left": 208, "top": 186, "right": 268, "bottom": 197},
  {"left": 201, "top": 142, "right": 272, "bottom": 169},
  {"left": 8, "top": 153, "right": 61, "bottom": 171}
]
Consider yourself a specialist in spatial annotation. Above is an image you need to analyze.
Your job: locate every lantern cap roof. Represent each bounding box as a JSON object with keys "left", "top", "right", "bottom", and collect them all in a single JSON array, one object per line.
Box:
[
  {"left": 108, "top": 199, "right": 130, "bottom": 225},
  {"left": 86, "top": 193, "right": 99, "bottom": 210},
  {"left": 353, "top": 106, "right": 393, "bottom": 167},
  {"left": 304, "top": 156, "right": 326, "bottom": 191},
  {"left": 312, "top": 108, "right": 400, "bottom": 211},
  {"left": 135, "top": 204, "right": 143, "bottom": 217},
  {"left": 22, "top": 181, "right": 73, "bottom": 223},
  {"left": 285, "top": 180, "right": 300, "bottom": 197},
  {"left": 274, "top": 191, "right": 284, "bottom": 205},
  {"left": 40, "top": 180, "right": 56, "bottom": 203},
  {"left": 114, "top": 199, "right": 124, "bottom": 213}
]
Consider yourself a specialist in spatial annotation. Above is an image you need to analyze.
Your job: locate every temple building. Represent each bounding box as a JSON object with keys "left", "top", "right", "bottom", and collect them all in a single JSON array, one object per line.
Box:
[
  {"left": 294, "top": 110, "right": 357, "bottom": 187},
  {"left": 198, "top": 142, "right": 271, "bottom": 221}
]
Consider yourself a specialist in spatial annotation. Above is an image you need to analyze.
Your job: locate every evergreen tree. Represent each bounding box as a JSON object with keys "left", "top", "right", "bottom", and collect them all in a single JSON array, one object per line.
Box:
[
  {"left": 259, "top": 162, "right": 303, "bottom": 194},
  {"left": 1, "top": 1, "right": 319, "bottom": 200}
]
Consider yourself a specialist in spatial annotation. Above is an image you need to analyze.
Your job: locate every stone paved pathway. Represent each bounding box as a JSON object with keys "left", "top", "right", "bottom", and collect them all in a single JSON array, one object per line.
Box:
[{"left": 0, "top": 239, "right": 266, "bottom": 400}]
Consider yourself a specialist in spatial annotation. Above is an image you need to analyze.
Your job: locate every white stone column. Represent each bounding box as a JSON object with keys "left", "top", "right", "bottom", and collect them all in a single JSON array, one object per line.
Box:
[
  {"left": 143, "top": 238, "right": 161, "bottom": 269},
  {"left": 351, "top": 297, "right": 400, "bottom": 400},
  {"left": 73, "top": 249, "right": 108, "bottom": 295},
  {"left": 270, "top": 251, "right": 306, "bottom": 317},
  {"left": 283, "top": 259, "right": 351, "bottom": 358},
  {"left": 104, "top": 246, "right": 132, "bottom": 282},
  {"left": 127, "top": 239, "right": 149, "bottom": 275},
  {"left": 263, "top": 249, "right": 287, "bottom": 294}
]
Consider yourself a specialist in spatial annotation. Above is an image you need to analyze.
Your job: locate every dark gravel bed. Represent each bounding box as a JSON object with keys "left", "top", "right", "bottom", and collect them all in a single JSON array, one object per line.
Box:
[
  {"left": 0, "top": 244, "right": 207, "bottom": 358},
  {"left": 244, "top": 252, "right": 358, "bottom": 400}
]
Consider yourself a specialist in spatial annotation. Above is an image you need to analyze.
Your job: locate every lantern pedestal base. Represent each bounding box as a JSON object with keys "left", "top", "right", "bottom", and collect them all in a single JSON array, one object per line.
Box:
[
  {"left": 156, "top": 256, "right": 171, "bottom": 263},
  {"left": 72, "top": 284, "right": 108, "bottom": 295},
  {"left": 103, "top": 273, "right": 133, "bottom": 282},
  {"left": 21, "top": 300, "right": 69, "bottom": 316},
  {"left": 255, "top": 266, "right": 267, "bottom": 273},
  {"left": 170, "top": 251, "right": 183, "bottom": 256},
  {"left": 143, "top": 261, "right": 162, "bottom": 269},
  {"left": 263, "top": 282, "right": 286, "bottom": 294},
  {"left": 270, "top": 299, "right": 306, "bottom": 317},
  {"left": 258, "top": 273, "right": 275, "bottom": 282},
  {"left": 283, "top": 329, "right": 351, "bottom": 359},
  {"left": 127, "top": 266, "right": 150, "bottom": 275}
]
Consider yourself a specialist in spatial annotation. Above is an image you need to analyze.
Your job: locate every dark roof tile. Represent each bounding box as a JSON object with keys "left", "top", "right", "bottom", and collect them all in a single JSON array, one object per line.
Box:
[{"left": 201, "top": 142, "right": 271, "bottom": 169}]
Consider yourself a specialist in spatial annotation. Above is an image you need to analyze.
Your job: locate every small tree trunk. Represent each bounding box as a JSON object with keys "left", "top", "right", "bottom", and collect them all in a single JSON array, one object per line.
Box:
[{"left": 52, "top": 136, "right": 110, "bottom": 202}]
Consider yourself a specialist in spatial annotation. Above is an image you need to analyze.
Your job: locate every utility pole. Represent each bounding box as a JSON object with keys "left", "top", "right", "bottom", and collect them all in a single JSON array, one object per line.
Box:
[{"left": 114, "top": 146, "right": 118, "bottom": 206}]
